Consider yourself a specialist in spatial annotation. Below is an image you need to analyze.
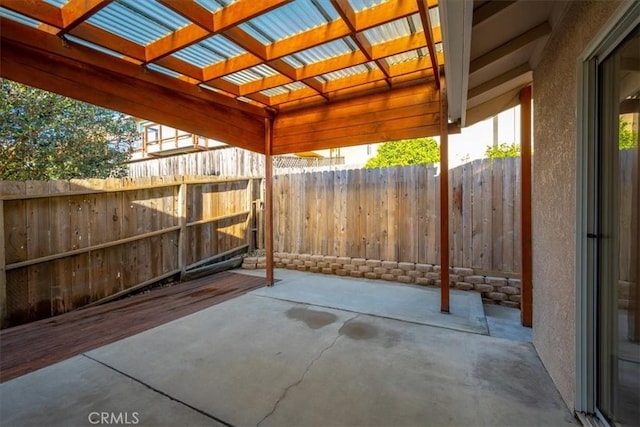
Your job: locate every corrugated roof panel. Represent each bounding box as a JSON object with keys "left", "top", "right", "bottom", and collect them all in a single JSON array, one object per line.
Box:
[
  {"left": 173, "top": 45, "right": 225, "bottom": 68},
  {"left": 385, "top": 49, "right": 420, "bottom": 66},
  {"left": 282, "top": 38, "right": 353, "bottom": 67},
  {"left": 261, "top": 86, "right": 289, "bottom": 97},
  {"left": 430, "top": 6, "right": 440, "bottom": 27},
  {"left": 173, "top": 35, "right": 245, "bottom": 66},
  {"left": 201, "top": 36, "right": 245, "bottom": 57},
  {"left": 261, "top": 81, "right": 307, "bottom": 97},
  {"left": 0, "top": 8, "right": 41, "bottom": 27},
  {"left": 223, "top": 64, "right": 278, "bottom": 85},
  {"left": 347, "top": 0, "right": 389, "bottom": 12},
  {"left": 43, "top": 0, "right": 68, "bottom": 6},
  {"left": 194, "top": 0, "right": 234, "bottom": 13},
  {"left": 240, "top": 0, "right": 338, "bottom": 44},
  {"left": 362, "top": 15, "right": 422, "bottom": 45},
  {"left": 66, "top": 35, "right": 129, "bottom": 59},
  {"left": 320, "top": 63, "right": 373, "bottom": 81},
  {"left": 87, "top": 0, "right": 190, "bottom": 46},
  {"left": 146, "top": 63, "right": 182, "bottom": 78}
]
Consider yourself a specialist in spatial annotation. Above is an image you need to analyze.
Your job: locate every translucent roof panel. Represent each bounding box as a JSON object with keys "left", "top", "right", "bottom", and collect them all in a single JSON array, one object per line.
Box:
[
  {"left": 239, "top": 0, "right": 338, "bottom": 44},
  {"left": 319, "top": 62, "right": 376, "bottom": 82},
  {"left": 0, "top": 8, "right": 41, "bottom": 27},
  {"left": 87, "top": 0, "right": 191, "bottom": 46},
  {"left": 146, "top": 63, "right": 182, "bottom": 78},
  {"left": 281, "top": 38, "right": 355, "bottom": 68},
  {"left": 223, "top": 64, "right": 279, "bottom": 85},
  {"left": 261, "top": 82, "right": 307, "bottom": 97},
  {"left": 43, "top": 0, "right": 68, "bottom": 6},
  {"left": 385, "top": 48, "right": 428, "bottom": 66},
  {"left": 173, "top": 36, "right": 246, "bottom": 67},
  {"left": 362, "top": 15, "right": 422, "bottom": 45},
  {"left": 194, "top": 0, "right": 232, "bottom": 13},
  {"left": 430, "top": 6, "right": 440, "bottom": 28},
  {"left": 66, "top": 35, "right": 129, "bottom": 60},
  {"left": 347, "top": 0, "right": 390, "bottom": 12}
]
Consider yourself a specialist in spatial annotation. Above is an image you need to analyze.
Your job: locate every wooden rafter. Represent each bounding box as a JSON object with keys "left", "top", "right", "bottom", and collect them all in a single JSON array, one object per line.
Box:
[
  {"left": 331, "top": 0, "right": 392, "bottom": 85},
  {"left": 0, "top": 0, "right": 445, "bottom": 142},
  {"left": 417, "top": 0, "right": 440, "bottom": 88},
  {"left": 58, "top": 0, "right": 113, "bottom": 36}
]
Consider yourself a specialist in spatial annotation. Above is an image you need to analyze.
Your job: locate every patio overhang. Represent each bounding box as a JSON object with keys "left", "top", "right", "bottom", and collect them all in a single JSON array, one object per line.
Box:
[{"left": 0, "top": 0, "right": 449, "bottom": 155}]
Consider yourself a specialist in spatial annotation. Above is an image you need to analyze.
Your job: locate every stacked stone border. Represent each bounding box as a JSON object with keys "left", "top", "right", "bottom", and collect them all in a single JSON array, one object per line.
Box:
[{"left": 242, "top": 252, "right": 521, "bottom": 308}]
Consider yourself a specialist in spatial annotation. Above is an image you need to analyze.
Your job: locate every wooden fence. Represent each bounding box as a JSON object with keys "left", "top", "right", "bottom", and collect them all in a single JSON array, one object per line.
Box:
[
  {"left": 127, "top": 147, "right": 265, "bottom": 178},
  {"left": 0, "top": 176, "right": 261, "bottom": 328},
  {"left": 272, "top": 158, "right": 522, "bottom": 274}
]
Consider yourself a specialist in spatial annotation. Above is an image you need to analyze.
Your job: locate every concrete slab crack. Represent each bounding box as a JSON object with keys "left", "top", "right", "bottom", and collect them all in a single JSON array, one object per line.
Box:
[
  {"left": 82, "top": 354, "right": 235, "bottom": 427},
  {"left": 256, "top": 314, "right": 360, "bottom": 427}
]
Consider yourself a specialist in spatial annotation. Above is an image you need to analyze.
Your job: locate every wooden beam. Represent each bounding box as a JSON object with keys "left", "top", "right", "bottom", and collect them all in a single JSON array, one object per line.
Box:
[
  {"left": 0, "top": 200, "right": 6, "bottom": 329},
  {"left": 157, "top": 0, "right": 214, "bottom": 31},
  {"left": 417, "top": 0, "right": 440, "bottom": 88},
  {"left": 472, "top": 0, "right": 517, "bottom": 27},
  {"left": 265, "top": 18, "right": 351, "bottom": 60},
  {"left": 467, "top": 62, "right": 531, "bottom": 100},
  {"left": 0, "top": 0, "right": 63, "bottom": 27},
  {"left": 222, "top": 27, "right": 268, "bottom": 60},
  {"left": 265, "top": 118, "right": 275, "bottom": 286},
  {"left": 68, "top": 22, "right": 146, "bottom": 61},
  {"left": 470, "top": 22, "right": 551, "bottom": 74},
  {"left": 1, "top": 18, "right": 267, "bottom": 118},
  {"left": 203, "top": 53, "right": 262, "bottom": 81},
  {"left": 59, "top": 0, "right": 112, "bottom": 36},
  {"left": 520, "top": 85, "right": 532, "bottom": 327},
  {"left": 145, "top": 24, "right": 210, "bottom": 63},
  {"left": 1, "top": 32, "right": 267, "bottom": 153},
  {"left": 439, "top": 74, "right": 449, "bottom": 312},
  {"left": 213, "top": 0, "right": 293, "bottom": 32}
]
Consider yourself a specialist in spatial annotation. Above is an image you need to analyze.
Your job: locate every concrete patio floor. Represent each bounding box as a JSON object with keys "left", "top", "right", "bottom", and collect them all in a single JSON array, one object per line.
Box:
[{"left": 1, "top": 269, "right": 573, "bottom": 426}]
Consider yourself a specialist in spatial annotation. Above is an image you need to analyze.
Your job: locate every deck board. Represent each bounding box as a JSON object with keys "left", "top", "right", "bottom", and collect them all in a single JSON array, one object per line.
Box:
[{"left": 0, "top": 271, "right": 265, "bottom": 383}]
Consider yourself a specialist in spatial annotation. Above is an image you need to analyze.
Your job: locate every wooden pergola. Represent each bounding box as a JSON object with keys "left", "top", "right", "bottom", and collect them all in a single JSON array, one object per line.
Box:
[{"left": 0, "top": 0, "right": 533, "bottom": 323}]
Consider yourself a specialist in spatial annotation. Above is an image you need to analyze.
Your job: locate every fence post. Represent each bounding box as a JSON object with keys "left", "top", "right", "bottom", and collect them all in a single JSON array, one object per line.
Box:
[
  {"left": 0, "top": 199, "right": 6, "bottom": 328},
  {"left": 247, "top": 178, "right": 255, "bottom": 253},
  {"left": 177, "top": 182, "right": 188, "bottom": 279}
]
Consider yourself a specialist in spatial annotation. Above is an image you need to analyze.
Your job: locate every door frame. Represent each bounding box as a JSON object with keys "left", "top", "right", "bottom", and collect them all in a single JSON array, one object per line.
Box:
[{"left": 575, "top": 0, "right": 639, "bottom": 419}]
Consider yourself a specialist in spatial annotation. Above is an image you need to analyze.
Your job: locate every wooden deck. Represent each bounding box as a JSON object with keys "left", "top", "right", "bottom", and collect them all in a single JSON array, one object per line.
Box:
[{"left": 0, "top": 271, "right": 265, "bottom": 383}]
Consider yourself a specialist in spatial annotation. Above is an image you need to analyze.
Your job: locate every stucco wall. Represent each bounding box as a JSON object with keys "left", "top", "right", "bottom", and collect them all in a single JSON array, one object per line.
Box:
[{"left": 532, "top": 0, "right": 622, "bottom": 411}]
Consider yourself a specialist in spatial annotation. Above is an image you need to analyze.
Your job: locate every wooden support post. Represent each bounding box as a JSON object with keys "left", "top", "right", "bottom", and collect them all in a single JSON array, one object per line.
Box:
[
  {"left": 520, "top": 85, "right": 533, "bottom": 327},
  {"left": 439, "top": 75, "right": 450, "bottom": 313},
  {"left": 632, "top": 135, "right": 639, "bottom": 341},
  {"left": 0, "top": 200, "right": 6, "bottom": 328},
  {"left": 265, "top": 118, "right": 275, "bottom": 286},
  {"left": 177, "top": 182, "right": 188, "bottom": 280}
]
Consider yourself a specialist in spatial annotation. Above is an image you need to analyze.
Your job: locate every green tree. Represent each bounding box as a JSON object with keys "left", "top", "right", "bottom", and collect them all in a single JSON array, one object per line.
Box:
[
  {"left": 619, "top": 119, "right": 638, "bottom": 150},
  {"left": 0, "top": 79, "right": 138, "bottom": 181},
  {"left": 485, "top": 143, "right": 521, "bottom": 159},
  {"left": 365, "top": 137, "right": 440, "bottom": 168}
]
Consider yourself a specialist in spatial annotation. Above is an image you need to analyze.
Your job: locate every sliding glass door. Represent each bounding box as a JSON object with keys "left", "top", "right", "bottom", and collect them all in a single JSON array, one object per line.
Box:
[{"left": 596, "top": 25, "right": 639, "bottom": 426}]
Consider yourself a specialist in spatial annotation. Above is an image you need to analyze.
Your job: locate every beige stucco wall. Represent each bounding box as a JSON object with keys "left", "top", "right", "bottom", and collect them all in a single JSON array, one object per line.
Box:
[{"left": 532, "top": 0, "right": 623, "bottom": 411}]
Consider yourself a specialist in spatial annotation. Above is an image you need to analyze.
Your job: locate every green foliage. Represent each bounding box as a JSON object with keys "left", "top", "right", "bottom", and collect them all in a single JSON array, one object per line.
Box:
[
  {"left": 364, "top": 137, "right": 440, "bottom": 169},
  {"left": 0, "top": 79, "right": 138, "bottom": 181},
  {"left": 485, "top": 143, "right": 521, "bottom": 159},
  {"left": 619, "top": 119, "right": 638, "bottom": 150}
]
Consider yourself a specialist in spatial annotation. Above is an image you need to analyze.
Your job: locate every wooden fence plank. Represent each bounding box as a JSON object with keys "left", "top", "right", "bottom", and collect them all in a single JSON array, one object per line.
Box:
[
  {"left": 491, "top": 159, "right": 504, "bottom": 272},
  {"left": 502, "top": 157, "right": 515, "bottom": 272}
]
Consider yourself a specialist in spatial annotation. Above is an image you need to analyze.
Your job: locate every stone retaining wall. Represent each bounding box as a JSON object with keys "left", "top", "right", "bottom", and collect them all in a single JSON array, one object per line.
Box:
[
  {"left": 242, "top": 253, "right": 635, "bottom": 311},
  {"left": 242, "top": 253, "right": 522, "bottom": 308}
]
